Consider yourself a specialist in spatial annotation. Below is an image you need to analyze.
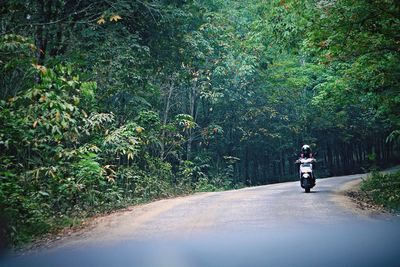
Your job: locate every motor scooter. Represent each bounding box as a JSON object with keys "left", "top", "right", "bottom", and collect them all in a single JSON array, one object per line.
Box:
[{"left": 296, "top": 158, "right": 316, "bottom": 193}]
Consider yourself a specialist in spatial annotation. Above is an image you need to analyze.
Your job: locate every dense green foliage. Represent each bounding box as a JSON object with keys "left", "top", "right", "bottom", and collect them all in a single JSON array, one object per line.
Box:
[
  {"left": 1, "top": 0, "right": 399, "bottom": 245},
  {"left": 361, "top": 171, "right": 400, "bottom": 211}
]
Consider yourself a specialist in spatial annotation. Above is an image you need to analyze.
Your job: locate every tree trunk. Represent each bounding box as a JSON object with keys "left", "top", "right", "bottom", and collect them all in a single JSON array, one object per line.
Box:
[
  {"left": 160, "top": 81, "right": 174, "bottom": 160},
  {"left": 35, "top": 0, "right": 47, "bottom": 66},
  {"left": 187, "top": 83, "right": 197, "bottom": 160}
]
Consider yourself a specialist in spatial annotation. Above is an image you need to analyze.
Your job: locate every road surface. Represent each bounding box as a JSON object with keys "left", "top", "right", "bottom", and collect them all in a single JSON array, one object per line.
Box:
[{"left": 2, "top": 172, "right": 400, "bottom": 267}]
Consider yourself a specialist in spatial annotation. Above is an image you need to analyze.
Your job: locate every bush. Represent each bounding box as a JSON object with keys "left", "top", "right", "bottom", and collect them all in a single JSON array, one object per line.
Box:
[{"left": 361, "top": 171, "right": 400, "bottom": 212}]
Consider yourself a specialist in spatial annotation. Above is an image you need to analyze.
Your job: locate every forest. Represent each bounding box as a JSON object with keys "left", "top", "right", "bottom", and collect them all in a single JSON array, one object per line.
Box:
[{"left": 0, "top": 0, "right": 399, "bottom": 246}]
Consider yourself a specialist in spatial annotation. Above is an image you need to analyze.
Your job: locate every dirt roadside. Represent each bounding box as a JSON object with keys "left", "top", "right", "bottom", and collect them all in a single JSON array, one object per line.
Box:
[
  {"left": 16, "top": 192, "right": 212, "bottom": 254},
  {"left": 332, "top": 166, "right": 400, "bottom": 218},
  {"left": 332, "top": 178, "right": 388, "bottom": 218}
]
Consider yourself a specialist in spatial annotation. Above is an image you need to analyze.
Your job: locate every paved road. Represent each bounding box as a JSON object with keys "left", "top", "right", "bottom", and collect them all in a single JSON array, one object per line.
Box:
[{"left": 2, "top": 172, "right": 400, "bottom": 267}]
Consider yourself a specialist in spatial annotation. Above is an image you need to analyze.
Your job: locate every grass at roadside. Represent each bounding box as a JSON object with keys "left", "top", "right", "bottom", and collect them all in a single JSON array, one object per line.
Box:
[{"left": 361, "top": 171, "right": 400, "bottom": 212}]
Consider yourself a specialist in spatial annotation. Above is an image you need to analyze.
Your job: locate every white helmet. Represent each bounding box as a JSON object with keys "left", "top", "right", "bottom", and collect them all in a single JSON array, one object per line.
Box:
[{"left": 301, "top": 145, "right": 311, "bottom": 157}]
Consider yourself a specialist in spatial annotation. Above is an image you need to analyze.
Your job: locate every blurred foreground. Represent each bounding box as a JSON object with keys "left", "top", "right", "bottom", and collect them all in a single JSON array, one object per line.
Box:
[{"left": 2, "top": 221, "right": 400, "bottom": 267}]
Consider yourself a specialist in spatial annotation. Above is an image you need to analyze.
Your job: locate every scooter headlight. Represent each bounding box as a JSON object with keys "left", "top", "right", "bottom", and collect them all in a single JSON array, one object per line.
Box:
[{"left": 303, "top": 173, "right": 310, "bottom": 179}]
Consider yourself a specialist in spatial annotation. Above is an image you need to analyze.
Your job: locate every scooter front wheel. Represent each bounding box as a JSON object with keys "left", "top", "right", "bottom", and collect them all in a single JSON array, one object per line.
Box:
[{"left": 305, "top": 188, "right": 310, "bottom": 193}]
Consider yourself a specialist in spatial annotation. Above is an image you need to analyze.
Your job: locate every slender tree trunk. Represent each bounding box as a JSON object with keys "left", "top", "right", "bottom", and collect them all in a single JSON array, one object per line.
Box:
[
  {"left": 160, "top": 81, "right": 174, "bottom": 159},
  {"left": 187, "top": 84, "right": 197, "bottom": 160},
  {"left": 280, "top": 151, "right": 284, "bottom": 178},
  {"left": 35, "top": 0, "right": 47, "bottom": 66},
  {"left": 327, "top": 142, "right": 333, "bottom": 175},
  {"left": 244, "top": 147, "right": 249, "bottom": 185}
]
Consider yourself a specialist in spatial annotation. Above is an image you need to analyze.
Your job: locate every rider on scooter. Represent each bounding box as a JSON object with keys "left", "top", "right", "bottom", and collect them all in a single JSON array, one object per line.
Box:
[{"left": 297, "top": 144, "right": 316, "bottom": 178}]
